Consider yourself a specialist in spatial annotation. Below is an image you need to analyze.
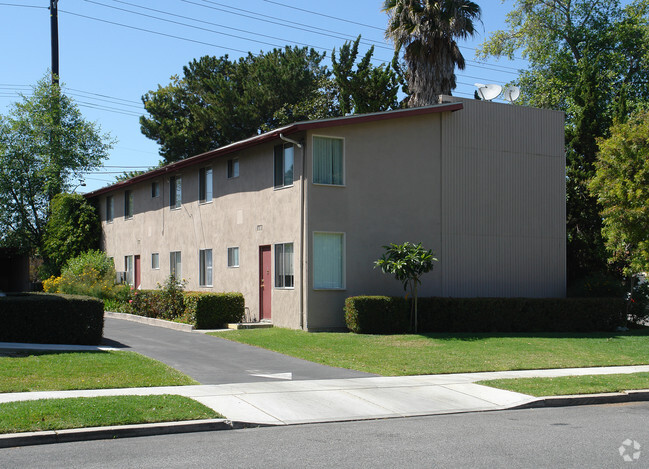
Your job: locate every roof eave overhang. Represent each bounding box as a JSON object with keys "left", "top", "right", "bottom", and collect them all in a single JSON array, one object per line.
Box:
[{"left": 84, "top": 102, "right": 463, "bottom": 199}]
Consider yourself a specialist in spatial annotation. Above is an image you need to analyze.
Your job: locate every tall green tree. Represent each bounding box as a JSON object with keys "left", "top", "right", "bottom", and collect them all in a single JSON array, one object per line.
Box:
[
  {"left": 332, "top": 36, "right": 400, "bottom": 115},
  {"left": 42, "top": 193, "right": 102, "bottom": 276},
  {"left": 141, "top": 47, "right": 329, "bottom": 164},
  {"left": 589, "top": 111, "right": 649, "bottom": 275},
  {"left": 0, "top": 75, "right": 113, "bottom": 254},
  {"left": 479, "top": 0, "right": 649, "bottom": 283},
  {"left": 383, "top": 0, "right": 482, "bottom": 106}
]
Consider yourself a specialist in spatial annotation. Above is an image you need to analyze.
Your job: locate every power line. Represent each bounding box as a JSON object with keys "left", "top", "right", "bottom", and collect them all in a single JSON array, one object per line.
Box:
[
  {"left": 59, "top": 9, "right": 251, "bottom": 55},
  {"left": 262, "top": 0, "right": 384, "bottom": 31},
  {"left": 0, "top": 2, "right": 46, "bottom": 8}
]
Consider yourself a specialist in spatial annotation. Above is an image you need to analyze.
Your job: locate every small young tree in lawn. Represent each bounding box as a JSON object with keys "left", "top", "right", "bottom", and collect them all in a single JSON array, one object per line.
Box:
[{"left": 375, "top": 242, "right": 437, "bottom": 333}]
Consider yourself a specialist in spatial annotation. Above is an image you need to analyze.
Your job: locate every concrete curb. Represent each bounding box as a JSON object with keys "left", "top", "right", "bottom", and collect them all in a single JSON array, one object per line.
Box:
[
  {"left": 0, "top": 418, "right": 250, "bottom": 449},
  {"left": 3, "top": 391, "right": 648, "bottom": 448},
  {"left": 104, "top": 312, "right": 195, "bottom": 332},
  {"left": 515, "top": 389, "right": 649, "bottom": 410}
]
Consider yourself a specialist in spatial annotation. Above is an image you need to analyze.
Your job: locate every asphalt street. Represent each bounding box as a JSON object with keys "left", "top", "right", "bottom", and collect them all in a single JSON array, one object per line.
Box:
[
  {"left": 101, "top": 318, "right": 375, "bottom": 384},
  {"left": 2, "top": 403, "right": 648, "bottom": 468}
]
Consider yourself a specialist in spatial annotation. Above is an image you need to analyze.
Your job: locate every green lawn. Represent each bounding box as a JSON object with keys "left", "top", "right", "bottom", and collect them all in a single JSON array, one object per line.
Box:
[
  {"left": 210, "top": 328, "right": 649, "bottom": 375},
  {"left": 479, "top": 372, "right": 649, "bottom": 397},
  {"left": 0, "top": 351, "right": 198, "bottom": 392},
  {"left": 0, "top": 395, "right": 222, "bottom": 434}
]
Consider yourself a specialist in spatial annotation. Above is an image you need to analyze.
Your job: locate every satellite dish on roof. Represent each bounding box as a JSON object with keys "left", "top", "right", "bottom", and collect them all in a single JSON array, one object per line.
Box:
[
  {"left": 502, "top": 85, "right": 521, "bottom": 103},
  {"left": 474, "top": 83, "right": 502, "bottom": 101}
]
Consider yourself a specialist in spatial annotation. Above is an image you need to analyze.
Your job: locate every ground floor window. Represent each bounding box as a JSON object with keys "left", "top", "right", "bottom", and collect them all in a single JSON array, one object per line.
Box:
[
  {"left": 151, "top": 252, "right": 159, "bottom": 270},
  {"left": 199, "top": 249, "right": 213, "bottom": 286},
  {"left": 170, "top": 251, "right": 181, "bottom": 280},
  {"left": 274, "top": 242, "right": 294, "bottom": 288},
  {"left": 313, "top": 232, "right": 345, "bottom": 289},
  {"left": 228, "top": 247, "right": 239, "bottom": 267},
  {"left": 124, "top": 255, "right": 134, "bottom": 286}
]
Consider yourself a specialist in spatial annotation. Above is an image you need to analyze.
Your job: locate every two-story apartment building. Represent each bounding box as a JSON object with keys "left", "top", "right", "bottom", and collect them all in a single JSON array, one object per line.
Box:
[{"left": 87, "top": 97, "right": 566, "bottom": 330}]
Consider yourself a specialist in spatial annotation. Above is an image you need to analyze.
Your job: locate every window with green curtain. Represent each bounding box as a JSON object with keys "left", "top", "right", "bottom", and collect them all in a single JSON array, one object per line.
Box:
[
  {"left": 313, "top": 232, "right": 344, "bottom": 289},
  {"left": 313, "top": 136, "right": 343, "bottom": 185}
]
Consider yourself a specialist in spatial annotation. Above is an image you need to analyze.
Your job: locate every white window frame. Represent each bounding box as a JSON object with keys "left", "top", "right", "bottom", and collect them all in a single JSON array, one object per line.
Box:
[
  {"left": 170, "top": 251, "right": 182, "bottom": 279},
  {"left": 227, "top": 158, "right": 239, "bottom": 179},
  {"left": 274, "top": 242, "right": 294, "bottom": 289},
  {"left": 199, "top": 167, "right": 213, "bottom": 204},
  {"left": 170, "top": 176, "right": 182, "bottom": 210},
  {"left": 312, "top": 232, "right": 346, "bottom": 290},
  {"left": 151, "top": 252, "right": 160, "bottom": 270},
  {"left": 227, "top": 247, "right": 240, "bottom": 268},
  {"left": 274, "top": 143, "right": 294, "bottom": 189},
  {"left": 312, "top": 135, "right": 345, "bottom": 186},
  {"left": 199, "top": 249, "right": 213, "bottom": 287},
  {"left": 106, "top": 196, "right": 114, "bottom": 223}
]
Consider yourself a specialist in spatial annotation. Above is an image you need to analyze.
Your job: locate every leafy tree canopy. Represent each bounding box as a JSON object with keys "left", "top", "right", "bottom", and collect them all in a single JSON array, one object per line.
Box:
[
  {"left": 141, "top": 41, "right": 402, "bottom": 164},
  {"left": 589, "top": 111, "right": 649, "bottom": 275},
  {"left": 0, "top": 75, "right": 113, "bottom": 254},
  {"left": 41, "top": 193, "right": 102, "bottom": 277}
]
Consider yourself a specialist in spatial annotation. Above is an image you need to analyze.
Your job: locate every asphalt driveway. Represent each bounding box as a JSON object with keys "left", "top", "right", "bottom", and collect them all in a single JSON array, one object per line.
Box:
[{"left": 102, "top": 318, "right": 375, "bottom": 384}]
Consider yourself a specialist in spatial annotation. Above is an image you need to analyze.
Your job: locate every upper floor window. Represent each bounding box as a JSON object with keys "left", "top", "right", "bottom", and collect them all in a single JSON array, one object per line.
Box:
[
  {"left": 106, "top": 196, "right": 114, "bottom": 223},
  {"left": 124, "top": 190, "right": 133, "bottom": 219},
  {"left": 170, "top": 176, "right": 182, "bottom": 209},
  {"left": 199, "top": 167, "right": 213, "bottom": 203},
  {"left": 227, "top": 158, "right": 239, "bottom": 179},
  {"left": 151, "top": 181, "right": 160, "bottom": 198},
  {"left": 274, "top": 144, "right": 294, "bottom": 188},
  {"left": 313, "top": 136, "right": 344, "bottom": 185}
]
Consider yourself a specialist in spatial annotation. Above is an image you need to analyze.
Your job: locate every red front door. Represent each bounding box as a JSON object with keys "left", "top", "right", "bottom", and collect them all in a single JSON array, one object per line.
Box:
[
  {"left": 134, "top": 255, "right": 141, "bottom": 289},
  {"left": 259, "top": 245, "right": 271, "bottom": 320}
]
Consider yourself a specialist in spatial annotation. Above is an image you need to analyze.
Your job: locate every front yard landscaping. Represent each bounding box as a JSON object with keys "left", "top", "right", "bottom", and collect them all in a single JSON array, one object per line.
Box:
[
  {"left": 0, "top": 350, "right": 198, "bottom": 393},
  {"left": 0, "top": 395, "right": 221, "bottom": 434},
  {"left": 478, "top": 372, "right": 649, "bottom": 397},
  {"left": 210, "top": 328, "right": 649, "bottom": 376}
]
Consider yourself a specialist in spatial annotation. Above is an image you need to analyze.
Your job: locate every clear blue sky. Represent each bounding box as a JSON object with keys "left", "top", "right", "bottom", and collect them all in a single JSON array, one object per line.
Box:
[{"left": 1, "top": 0, "right": 528, "bottom": 192}]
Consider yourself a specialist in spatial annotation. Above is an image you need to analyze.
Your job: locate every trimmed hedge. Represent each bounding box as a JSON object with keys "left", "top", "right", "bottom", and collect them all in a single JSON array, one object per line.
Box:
[
  {"left": 0, "top": 293, "right": 104, "bottom": 345},
  {"left": 344, "top": 296, "right": 409, "bottom": 334},
  {"left": 183, "top": 292, "right": 245, "bottom": 329},
  {"left": 344, "top": 296, "right": 627, "bottom": 334}
]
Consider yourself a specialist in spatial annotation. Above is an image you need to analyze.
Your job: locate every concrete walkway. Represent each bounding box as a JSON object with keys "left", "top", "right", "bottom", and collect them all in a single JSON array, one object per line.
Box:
[{"left": 2, "top": 362, "right": 648, "bottom": 426}]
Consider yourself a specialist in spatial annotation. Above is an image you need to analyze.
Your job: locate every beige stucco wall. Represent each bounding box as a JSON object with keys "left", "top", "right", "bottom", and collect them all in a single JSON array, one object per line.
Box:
[
  {"left": 100, "top": 140, "right": 305, "bottom": 329},
  {"left": 305, "top": 98, "right": 565, "bottom": 330}
]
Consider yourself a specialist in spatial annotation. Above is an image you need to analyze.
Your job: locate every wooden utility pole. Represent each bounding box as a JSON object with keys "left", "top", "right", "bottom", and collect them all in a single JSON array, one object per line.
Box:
[{"left": 50, "top": 0, "right": 59, "bottom": 84}]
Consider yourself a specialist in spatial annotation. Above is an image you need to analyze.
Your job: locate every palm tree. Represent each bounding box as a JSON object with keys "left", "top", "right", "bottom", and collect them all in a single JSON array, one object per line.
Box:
[{"left": 383, "top": 0, "right": 481, "bottom": 107}]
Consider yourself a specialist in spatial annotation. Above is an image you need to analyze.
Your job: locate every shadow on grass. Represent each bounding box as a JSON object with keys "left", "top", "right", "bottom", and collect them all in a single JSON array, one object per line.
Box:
[{"left": 418, "top": 327, "right": 649, "bottom": 342}]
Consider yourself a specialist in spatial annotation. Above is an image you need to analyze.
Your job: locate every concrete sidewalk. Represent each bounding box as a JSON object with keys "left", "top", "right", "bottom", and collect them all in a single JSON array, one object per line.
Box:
[{"left": 2, "top": 365, "right": 649, "bottom": 426}]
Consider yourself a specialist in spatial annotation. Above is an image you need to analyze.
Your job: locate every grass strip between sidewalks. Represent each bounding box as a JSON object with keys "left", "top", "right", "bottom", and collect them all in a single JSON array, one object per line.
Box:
[
  {"left": 478, "top": 372, "right": 649, "bottom": 397},
  {"left": 0, "top": 395, "right": 222, "bottom": 434},
  {"left": 0, "top": 351, "right": 198, "bottom": 393},
  {"left": 210, "top": 328, "right": 649, "bottom": 376}
]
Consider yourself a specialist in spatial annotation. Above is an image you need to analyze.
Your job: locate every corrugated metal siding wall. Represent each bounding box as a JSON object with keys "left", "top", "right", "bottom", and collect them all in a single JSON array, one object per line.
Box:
[{"left": 441, "top": 99, "right": 566, "bottom": 297}]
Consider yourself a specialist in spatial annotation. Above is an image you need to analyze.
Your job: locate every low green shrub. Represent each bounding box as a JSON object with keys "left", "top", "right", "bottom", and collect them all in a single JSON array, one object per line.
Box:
[
  {"left": 0, "top": 293, "right": 104, "bottom": 344},
  {"left": 345, "top": 296, "right": 627, "bottom": 334},
  {"left": 344, "top": 296, "right": 409, "bottom": 334},
  {"left": 58, "top": 250, "right": 119, "bottom": 299},
  {"left": 183, "top": 292, "right": 245, "bottom": 329}
]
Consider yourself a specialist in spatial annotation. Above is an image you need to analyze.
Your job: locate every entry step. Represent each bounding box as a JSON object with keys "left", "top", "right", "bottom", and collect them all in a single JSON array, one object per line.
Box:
[{"left": 227, "top": 322, "right": 273, "bottom": 330}]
